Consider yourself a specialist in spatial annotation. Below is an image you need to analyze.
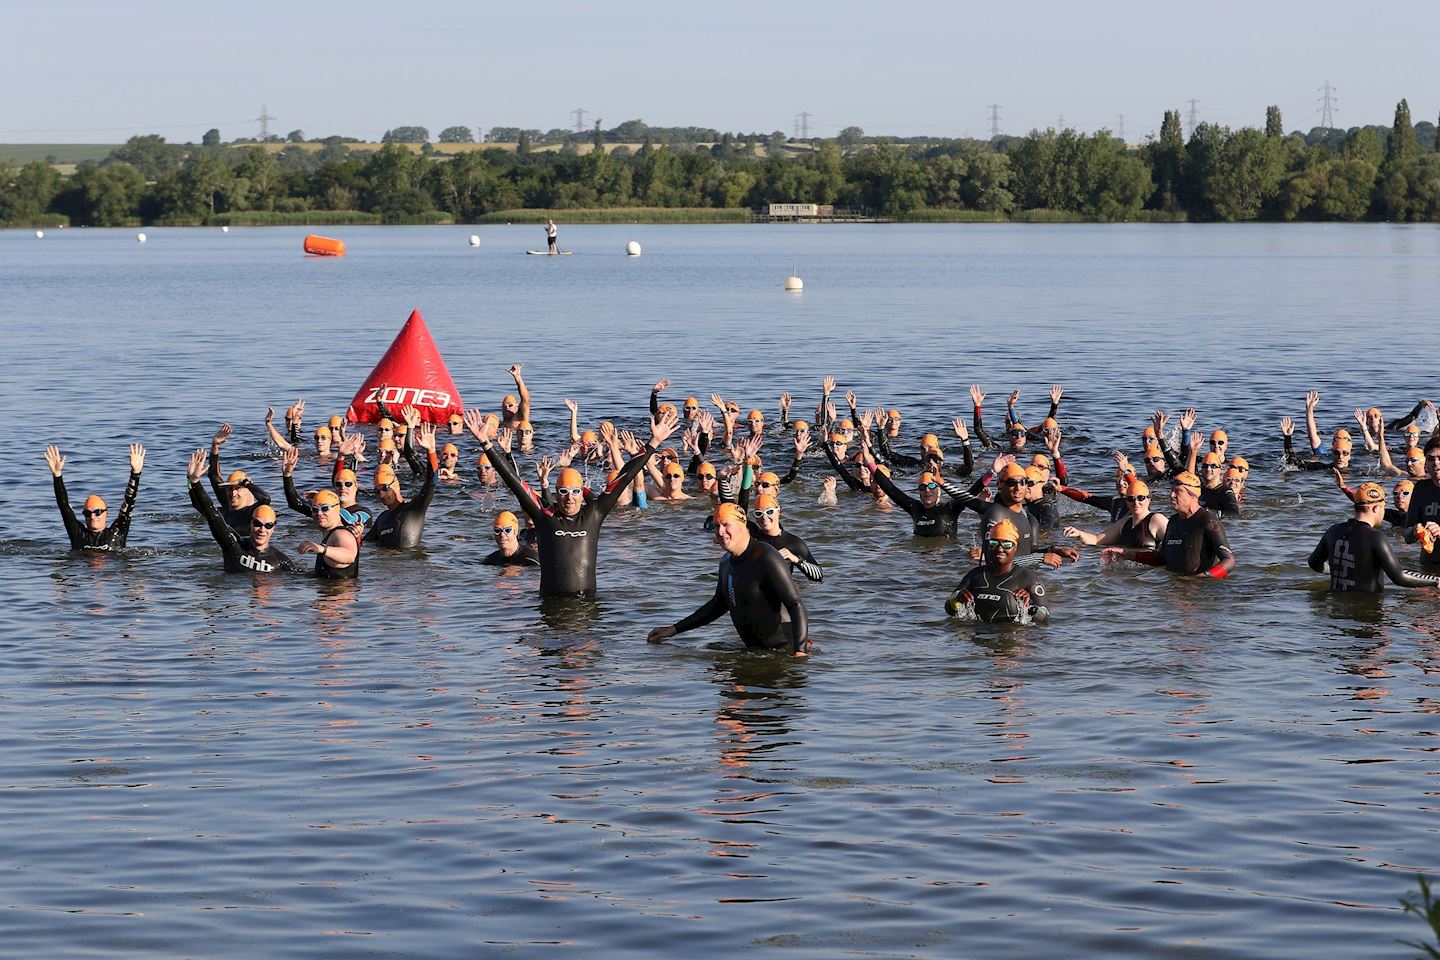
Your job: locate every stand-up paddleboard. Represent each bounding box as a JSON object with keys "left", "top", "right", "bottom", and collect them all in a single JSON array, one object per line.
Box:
[{"left": 526, "top": 250, "right": 573, "bottom": 255}]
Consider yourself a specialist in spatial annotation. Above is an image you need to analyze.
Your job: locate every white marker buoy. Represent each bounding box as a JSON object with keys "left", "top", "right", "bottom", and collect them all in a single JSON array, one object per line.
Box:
[
  {"left": 469, "top": 235, "right": 480, "bottom": 247},
  {"left": 784, "top": 274, "right": 803, "bottom": 292},
  {"left": 626, "top": 240, "right": 641, "bottom": 256},
  {"left": 137, "top": 232, "right": 147, "bottom": 243},
  {"left": 35, "top": 230, "right": 44, "bottom": 239},
  {"left": 221, "top": 225, "right": 229, "bottom": 233}
]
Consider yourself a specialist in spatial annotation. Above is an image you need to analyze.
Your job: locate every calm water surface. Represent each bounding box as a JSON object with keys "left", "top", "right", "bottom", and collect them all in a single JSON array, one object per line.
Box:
[{"left": 2, "top": 223, "right": 1439, "bottom": 958}]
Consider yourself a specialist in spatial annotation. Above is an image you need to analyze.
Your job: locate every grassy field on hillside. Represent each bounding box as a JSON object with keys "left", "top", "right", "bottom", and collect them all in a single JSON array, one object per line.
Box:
[{"left": 0, "top": 144, "right": 117, "bottom": 165}]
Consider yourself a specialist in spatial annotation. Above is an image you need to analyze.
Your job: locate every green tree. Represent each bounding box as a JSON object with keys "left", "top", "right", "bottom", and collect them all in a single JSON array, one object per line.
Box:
[
  {"left": 1343, "top": 128, "right": 1384, "bottom": 167},
  {"left": 106, "top": 134, "right": 187, "bottom": 178},
  {"left": 363, "top": 142, "right": 429, "bottom": 214},
  {"left": 382, "top": 126, "right": 429, "bottom": 143},
  {"left": 1387, "top": 99, "right": 1418, "bottom": 165},
  {"left": 517, "top": 131, "right": 532, "bottom": 155},
  {"left": 54, "top": 164, "right": 146, "bottom": 226},
  {"left": 1265, "top": 105, "right": 1283, "bottom": 138},
  {"left": 438, "top": 126, "right": 474, "bottom": 143},
  {"left": 202, "top": 128, "right": 221, "bottom": 147},
  {"left": 233, "top": 147, "right": 283, "bottom": 209},
  {"left": 836, "top": 126, "right": 865, "bottom": 149},
  {"left": 1146, "top": 109, "right": 1186, "bottom": 211},
  {"left": 0, "top": 160, "right": 63, "bottom": 222}
]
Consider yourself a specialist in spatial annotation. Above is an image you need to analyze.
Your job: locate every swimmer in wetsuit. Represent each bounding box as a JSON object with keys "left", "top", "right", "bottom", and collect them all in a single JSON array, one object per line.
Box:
[
  {"left": 1308, "top": 481, "right": 1439, "bottom": 592},
  {"left": 946, "top": 519, "right": 1050, "bottom": 623},
  {"left": 748, "top": 495, "right": 823, "bottom": 582},
  {"left": 206, "top": 423, "right": 272, "bottom": 533},
  {"left": 44, "top": 443, "right": 145, "bottom": 552},
  {"left": 1103, "top": 471, "right": 1235, "bottom": 577},
  {"left": 370, "top": 421, "right": 438, "bottom": 549},
  {"left": 647, "top": 503, "right": 811, "bottom": 656},
  {"left": 1282, "top": 416, "right": 1352, "bottom": 473},
  {"left": 481, "top": 510, "right": 540, "bottom": 567},
  {"left": 1197, "top": 452, "right": 1241, "bottom": 516},
  {"left": 298, "top": 489, "right": 359, "bottom": 579},
  {"left": 1065, "top": 475, "right": 1167, "bottom": 549},
  {"left": 187, "top": 449, "right": 302, "bottom": 573},
  {"left": 471, "top": 406, "right": 680, "bottom": 597},
  {"left": 1402, "top": 439, "right": 1440, "bottom": 570}
]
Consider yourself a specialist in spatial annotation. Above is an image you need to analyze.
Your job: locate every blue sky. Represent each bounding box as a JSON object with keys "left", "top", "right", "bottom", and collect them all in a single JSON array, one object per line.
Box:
[{"left": 5, "top": 0, "right": 1437, "bottom": 143}]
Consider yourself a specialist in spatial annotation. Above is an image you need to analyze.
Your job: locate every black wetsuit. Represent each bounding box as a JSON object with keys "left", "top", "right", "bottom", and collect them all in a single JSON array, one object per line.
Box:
[
  {"left": 207, "top": 453, "right": 272, "bottom": 534},
  {"left": 822, "top": 441, "right": 866, "bottom": 492},
  {"left": 313, "top": 527, "right": 359, "bottom": 580},
  {"left": 1308, "top": 517, "right": 1438, "bottom": 592},
  {"left": 948, "top": 564, "right": 1048, "bottom": 623},
  {"left": 481, "top": 544, "right": 541, "bottom": 567},
  {"left": 1153, "top": 508, "right": 1232, "bottom": 575},
  {"left": 189, "top": 483, "right": 302, "bottom": 574},
  {"left": 750, "top": 525, "right": 823, "bottom": 582},
  {"left": 52, "top": 472, "right": 139, "bottom": 552},
  {"left": 1061, "top": 486, "right": 1126, "bottom": 522},
  {"left": 671, "top": 539, "right": 809, "bottom": 653},
  {"left": 872, "top": 470, "right": 969, "bottom": 537},
  {"left": 877, "top": 432, "right": 975, "bottom": 477},
  {"left": 1403, "top": 478, "right": 1440, "bottom": 567},
  {"left": 484, "top": 438, "right": 656, "bottom": 596},
  {"left": 1030, "top": 493, "right": 1061, "bottom": 530},
  {"left": 1112, "top": 512, "right": 1165, "bottom": 549},
  {"left": 978, "top": 502, "right": 1041, "bottom": 557},
  {"left": 371, "top": 455, "right": 436, "bottom": 549},
  {"left": 1200, "top": 484, "right": 1241, "bottom": 517}
]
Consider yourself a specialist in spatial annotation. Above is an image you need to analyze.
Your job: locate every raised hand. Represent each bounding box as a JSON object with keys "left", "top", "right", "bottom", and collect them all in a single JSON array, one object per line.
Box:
[
  {"left": 290, "top": 398, "right": 305, "bottom": 421},
  {"left": 536, "top": 456, "right": 555, "bottom": 483},
  {"left": 697, "top": 411, "right": 715, "bottom": 434},
  {"left": 652, "top": 378, "right": 670, "bottom": 394},
  {"left": 1008, "top": 389, "right": 1020, "bottom": 407},
  {"left": 44, "top": 444, "right": 66, "bottom": 477},
  {"left": 464, "top": 408, "right": 493, "bottom": 441},
  {"left": 265, "top": 406, "right": 275, "bottom": 425},
  {"left": 281, "top": 447, "right": 299, "bottom": 476},
  {"left": 557, "top": 445, "right": 577, "bottom": 468},
  {"left": 1050, "top": 385, "right": 1063, "bottom": 405},
  {"left": 400, "top": 404, "right": 421, "bottom": 430},
  {"left": 339, "top": 433, "right": 363, "bottom": 456},
  {"left": 969, "top": 384, "right": 986, "bottom": 407},
  {"left": 822, "top": 376, "right": 836, "bottom": 396},
  {"left": 212, "top": 422, "right": 232, "bottom": 449},
  {"left": 780, "top": 392, "right": 792, "bottom": 411},
  {"left": 620, "top": 430, "right": 641, "bottom": 455},
  {"left": 859, "top": 409, "right": 874, "bottom": 430},
  {"left": 1305, "top": 390, "right": 1320, "bottom": 410},
  {"left": 845, "top": 388, "right": 857, "bottom": 408},
  {"left": 1280, "top": 416, "right": 1294, "bottom": 437},
  {"left": 1152, "top": 409, "right": 1168, "bottom": 435},
  {"left": 128, "top": 443, "right": 146, "bottom": 473},
  {"left": 414, "top": 422, "right": 437, "bottom": 452},
  {"left": 651, "top": 408, "right": 681, "bottom": 447},
  {"left": 710, "top": 392, "right": 727, "bottom": 412},
  {"left": 508, "top": 363, "right": 524, "bottom": 379},
  {"left": 562, "top": 397, "right": 578, "bottom": 416},
  {"left": 993, "top": 452, "right": 1015, "bottom": 473},
  {"left": 794, "top": 431, "right": 810, "bottom": 457},
  {"left": 1179, "top": 408, "right": 1196, "bottom": 431},
  {"left": 187, "top": 448, "right": 207, "bottom": 482},
  {"left": 597, "top": 420, "right": 617, "bottom": 445},
  {"left": 953, "top": 417, "right": 969, "bottom": 440},
  {"left": 497, "top": 427, "right": 514, "bottom": 453}
]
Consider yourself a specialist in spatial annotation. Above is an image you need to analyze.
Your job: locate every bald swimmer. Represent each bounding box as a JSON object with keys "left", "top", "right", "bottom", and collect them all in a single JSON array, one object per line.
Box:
[{"left": 647, "top": 503, "right": 811, "bottom": 656}]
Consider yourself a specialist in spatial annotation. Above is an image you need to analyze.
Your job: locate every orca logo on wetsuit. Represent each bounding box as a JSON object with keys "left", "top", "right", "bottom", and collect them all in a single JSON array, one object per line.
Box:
[
  {"left": 363, "top": 386, "right": 454, "bottom": 410},
  {"left": 553, "top": 529, "right": 588, "bottom": 538},
  {"left": 239, "top": 554, "right": 275, "bottom": 573}
]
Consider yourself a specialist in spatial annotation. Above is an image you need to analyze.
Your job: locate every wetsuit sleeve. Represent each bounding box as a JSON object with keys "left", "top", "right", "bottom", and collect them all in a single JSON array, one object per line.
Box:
[
  {"left": 938, "top": 478, "right": 986, "bottom": 514},
  {"left": 247, "top": 477, "right": 272, "bottom": 506},
  {"left": 207, "top": 450, "right": 226, "bottom": 502},
  {"left": 401, "top": 434, "right": 425, "bottom": 475},
  {"left": 282, "top": 474, "right": 313, "bottom": 517},
  {"left": 1052, "top": 455, "right": 1068, "bottom": 484},
  {"left": 878, "top": 430, "right": 921, "bottom": 468},
  {"left": 672, "top": 572, "right": 729, "bottom": 635},
  {"left": 649, "top": 390, "right": 660, "bottom": 418},
  {"left": 1281, "top": 433, "right": 1303, "bottom": 470},
  {"left": 1385, "top": 507, "right": 1405, "bottom": 527},
  {"left": 1386, "top": 401, "right": 1425, "bottom": 433},
  {"left": 779, "top": 456, "right": 801, "bottom": 484},
  {"left": 973, "top": 405, "right": 993, "bottom": 449},
  {"left": 1376, "top": 536, "right": 1439, "bottom": 588},
  {"left": 275, "top": 547, "right": 305, "bottom": 574},
  {"left": 481, "top": 441, "right": 543, "bottom": 522},
  {"left": 762, "top": 548, "right": 809, "bottom": 654},
  {"left": 596, "top": 445, "right": 655, "bottom": 517},
  {"left": 411, "top": 451, "right": 438, "bottom": 512},
  {"left": 111, "top": 470, "right": 141, "bottom": 546},
  {"left": 189, "top": 481, "right": 241, "bottom": 565},
  {"left": 1160, "top": 435, "right": 1182, "bottom": 472},
  {"left": 1307, "top": 531, "right": 1329, "bottom": 573},
  {"left": 958, "top": 439, "right": 974, "bottom": 477},
  {"left": 52, "top": 475, "right": 85, "bottom": 549},
  {"left": 821, "top": 441, "right": 863, "bottom": 491},
  {"left": 1203, "top": 515, "right": 1234, "bottom": 571}
]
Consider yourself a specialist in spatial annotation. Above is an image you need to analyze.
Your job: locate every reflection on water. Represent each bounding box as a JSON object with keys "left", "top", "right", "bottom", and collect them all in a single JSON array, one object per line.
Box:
[{"left": 2, "top": 224, "right": 1439, "bottom": 958}]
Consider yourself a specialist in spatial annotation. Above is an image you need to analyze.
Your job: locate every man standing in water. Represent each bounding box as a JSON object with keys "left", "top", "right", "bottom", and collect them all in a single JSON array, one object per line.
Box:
[
  {"left": 44, "top": 443, "right": 145, "bottom": 552},
  {"left": 1103, "top": 471, "right": 1235, "bottom": 577},
  {"left": 1309, "top": 482, "right": 1438, "bottom": 592},
  {"left": 648, "top": 503, "right": 811, "bottom": 656},
  {"left": 545, "top": 218, "right": 558, "bottom": 254},
  {"left": 468, "top": 406, "right": 679, "bottom": 597}
]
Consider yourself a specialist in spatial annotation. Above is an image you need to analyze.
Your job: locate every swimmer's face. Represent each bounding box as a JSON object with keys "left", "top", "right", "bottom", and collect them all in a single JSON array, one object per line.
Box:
[
  {"left": 683, "top": 402, "right": 699, "bottom": 420},
  {"left": 314, "top": 434, "right": 332, "bottom": 455},
  {"left": 448, "top": 418, "right": 464, "bottom": 435},
  {"left": 479, "top": 464, "right": 499, "bottom": 485},
  {"left": 519, "top": 427, "right": 534, "bottom": 446},
  {"left": 1170, "top": 483, "right": 1200, "bottom": 511},
  {"left": 1396, "top": 487, "right": 1413, "bottom": 510},
  {"left": 1200, "top": 462, "right": 1222, "bottom": 486},
  {"left": 441, "top": 451, "right": 459, "bottom": 468},
  {"left": 228, "top": 485, "right": 254, "bottom": 512},
  {"left": 83, "top": 504, "right": 107, "bottom": 533},
  {"left": 376, "top": 483, "right": 401, "bottom": 508},
  {"left": 1007, "top": 430, "right": 1027, "bottom": 451},
  {"left": 556, "top": 482, "right": 585, "bottom": 517},
  {"left": 335, "top": 476, "right": 358, "bottom": 504},
  {"left": 714, "top": 515, "right": 747, "bottom": 553},
  {"left": 328, "top": 426, "right": 343, "bottom": 444},
  {"left": 918, "top": 478, "right": 941, "bottom": 507},
  {"left": 493, "top": 522, "right": 518, "bottom": 552},
  {"left": 312, "top": 500, "right": 342, "bottom": 530},
  {"left": 998, "top": 476, "right": 1026, "bottom": 505},
  {"left": 1427, "top": 449, "right": 1440, "bottom": 479},
  {"left": 1210, "top": 438, "right": 1227, "bottom": 456},
  {"left": 250, "top": 515, "right": 275, "bottom": 549},
  {"left": 1333, "top": 448, "right": 1352, "bottom": 469},
  {"left": 1124, "top": 492, "right": 1150, "bottom": 516},
  {"left": 502, "top": 398, "right": 519, "bottom": 415},
  {"left": 663, "top": 471, "right": 685, "bottom": 493},
  {"left": 752, "top": 505, "right": 781, "bottom": 534},
  {"left": 1405, "top": 454, "right": 1426, "bottom": 478}
]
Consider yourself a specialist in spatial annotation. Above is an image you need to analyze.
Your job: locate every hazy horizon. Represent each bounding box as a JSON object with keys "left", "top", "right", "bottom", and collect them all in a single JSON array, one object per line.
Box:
[{"left": 6, "top": 0, "right": 1438, "bottom": 145}]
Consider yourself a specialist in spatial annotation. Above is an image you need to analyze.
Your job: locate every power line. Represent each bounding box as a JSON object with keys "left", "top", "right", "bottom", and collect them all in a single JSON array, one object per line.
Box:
[
  {"left": 1317, "top": 81, "right": 1338, "bottom": 129},
  {"left": 794, "top": 111, "right": 812, "bottom": 138},
  {"left": 988, "top": 104, "right": 1001, "bottom": 139},
  {"left": 255, "top": 105, "right": 275, "bottom": 142}
]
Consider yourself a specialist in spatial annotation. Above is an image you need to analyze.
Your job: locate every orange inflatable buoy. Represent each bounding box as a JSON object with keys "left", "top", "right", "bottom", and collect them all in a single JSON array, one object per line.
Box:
[{"left": 304, "top": 234, "right": 345, "bottom": 257}]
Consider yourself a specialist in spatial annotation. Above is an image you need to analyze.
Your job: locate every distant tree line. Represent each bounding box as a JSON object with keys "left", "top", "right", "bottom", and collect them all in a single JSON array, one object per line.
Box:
[{"left": 5, "top": 104, "right": 1440, "bottom": 226}]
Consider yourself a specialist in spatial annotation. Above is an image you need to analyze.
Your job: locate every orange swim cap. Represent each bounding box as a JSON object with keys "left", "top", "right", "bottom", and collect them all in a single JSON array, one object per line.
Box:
[
  {"left": 314, "top": 426, "right": 329, "bottom": 438},
  {"left": 378, "top": 418, "right": 394, "bottom": 429},
  {"left": 394, "top": 423, "right": 408, "bottom": 436},
  {"left": 659, "top": 447, "right": 678, "bottom": 458},
  {"left": 477, "top": 454, "right": 492, "bottom": 468},
  {"left": 252, "top": 504, "right": 277, "bottom": 524},
  {"left": 1203, "top": 452, "right": 1222, "bottom": 465},
  {"left": 1406, "top": 446, "right": 1424, "bottom": 460},
  {"left": 374, "top": 465, "right": 398, "bottom": 488},
  {"left": 517, "top": 420, "right": 533, "bottom": 432},
  {"left": 1030, "top": 453, "right": 1051, "bottom": 469},
  {"left": 441, "top": 443, "right": 458, "bottom": 457},
  {"left": 1334, "top": 437, "right": 1354, "bottom": 452},
  {"left": 503, "top": 394, "right": 518, "bottom": 406},
  {"left": 1171, "top": 471, "right": 1202, "bottom": 490},
  {"left": 838, "top": 418, "right": 854, "bottom": 430},
  {"left": 745, "top": 455, "right": 763, "bottom": 467},
  {"left": 829, "top": 433, "right": 845, "bottom": 443},
  {"left": 328, "top": 416, "right": 343, "bottom": 428},
  {"left": 1353, "top": 481, "right": 1386, "bottom": 504},
  {"left": 1230, "top": 456, "right": 1249, "bottom": 470},
  {"left": 1142, "top": 426, "right": 1156, "bottom": 438},
  {"left": 698, "top": 462, "right": 717, "bottom": 477},
  {"left": 83, "top": 494, "right": 106, "bottom": 511},
  {"left": 921, "top": 433, "right": 940, "bottom": 450},
  {"left": 449, "top": 413, "right": 464, "bottom": 425},
  {"left": 1334, "top": 429, "right": 1352, "bottom": 441},
  {"left": 757, "top": 471, "right": 780, "bottom": 485},
  {"left": 313, "top": 489, "right": 340, "bottom": 507},
  {"left": 1126, "top": 476, "right": 1150, "bottom": 497},
  {"left": 685, "top": 396, "right": 698, "bottom": 407},
  {"left": 663, "top": 463, "right": 685, "bottom": 478},
  {"left": 754, "top": 494, "right": 780, "bottom": 511},
  {"left": 495, "top": 510, "right": 518, "bottom": 529},
  {"left": 1024, "top": 465, "right": 1046, "bottom": 483},
  {"left": 1404, "top": 423, "right": 1421, "bottom": 436},
  {"left": 887, "top": 408, "right": 902, "bottom": 419},
  {"left": 1211, "top": 429, "right": 1228, "bottom": 442},
  {"left": 1041, "top": 417, "right": 1058, "bottom": 430},
  {"left": 748, "top": 409, "right": 764, "bottom": 421},
  {"left": 990, "top": 518, "right": 1021, "bottom": 543},
  {"left": 793, "top": 420, "right": 810, "bottom": 432},
  {"left": 713, "top": 502, "right": 745, "bottom": 525},
  {"left": 557, "top": 467, "right": 584, "bottom": 489},
  {"left": 659, "top": 403, "right": 677, "bottom": 417},
  {"left": 919, "top": 471, "right": 939, "bottom": 486},
  {"left": 336, "top": 468, "right": 357, "bottom": 484},
  {"left": 580, "top": 430, "right": 597, "bottom": 445},
  {"left": 1397, "top": 479, "right": 1416, "bottom": 492},
  {"left": 223, "top": 470, "right": 249, "bottom": 487},
  {"left": 379, "top": 437, "right": 397, "bottom": 452},
  {"left": 1225, "top": 467, "right": 1243, "bottom": 481},
  {"left": 999, "top": 464, "right": 1027, "bottom": 482}
]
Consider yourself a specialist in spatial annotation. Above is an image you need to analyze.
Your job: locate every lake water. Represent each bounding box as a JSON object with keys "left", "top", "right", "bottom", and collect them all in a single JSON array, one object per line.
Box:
[{"left": 3, "top": 222, "right": 1440, "bottom": 959}]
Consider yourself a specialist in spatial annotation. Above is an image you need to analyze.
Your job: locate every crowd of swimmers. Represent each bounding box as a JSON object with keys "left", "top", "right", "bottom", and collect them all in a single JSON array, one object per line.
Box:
[{"left": 44, "top": 369, "right": 1440, "bottom": 656}]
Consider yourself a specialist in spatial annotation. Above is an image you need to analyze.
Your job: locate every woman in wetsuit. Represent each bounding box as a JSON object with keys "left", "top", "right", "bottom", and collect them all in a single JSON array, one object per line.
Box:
[
  {"left": 1103, "top": 472, "right": 1235, "bottom": 577},
  {"left": 747, "top": 495, "right": 823, "bottom": 583},
  {"left": 44, "top": 443, "right": 145, "bottom": 552},
  {"left": 370, "top": 423, "right": 438, "bottom": 549},
  {"left": 647, "top": 503, "right": 811, "bottom": 656},
  {"left": 298, "top": 489, "right": 359, "bottom": 579},
  {"left": 1064, "top": 476, "right": 1167, "bottom": 549}
]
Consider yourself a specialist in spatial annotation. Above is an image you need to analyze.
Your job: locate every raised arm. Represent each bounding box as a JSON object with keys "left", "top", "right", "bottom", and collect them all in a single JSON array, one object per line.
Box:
[
  {"left": 509, "top": 364, "right": 532, "bottom": 422},
  {"left": 563, "top": 397, "right": 580, "bottom": 444},
  {"left": 1304, "top": 390, "right": 1322, "bottom": 455},
  {"left": 970, "top": 385, "right": 994, "bottom": 449},
  {"left": 45, "top": 444, "right": 84, "bottom": 547},
  {"left": 264, "top": 407, "right": 296, "bottom": 454},
  {"left": 469, "top": 409, "right": 543, "bottom": 521}
]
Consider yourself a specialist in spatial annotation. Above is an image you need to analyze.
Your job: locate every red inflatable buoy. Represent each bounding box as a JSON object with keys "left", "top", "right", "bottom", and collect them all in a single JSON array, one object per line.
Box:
[
  {"left": 304, "top": 234, "right": 345, "bottom": 257},
  {"left": 348, "top": 310, "right": 464, "bottom": 425}
]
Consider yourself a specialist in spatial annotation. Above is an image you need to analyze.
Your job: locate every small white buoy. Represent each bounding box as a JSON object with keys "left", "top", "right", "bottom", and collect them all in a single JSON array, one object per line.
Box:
[
  {"left": 221, "top": 225, "right": 229, "bottom": 233},
  {"left": 137, "top": 232, "right": 147, "bottom": 243},
  {"left": 626, "top": 240, "right": 641, "bottom": 256},
  {"left": 784, "top": 274, "right": 803, "bottom": 292},
  {"left": 35, "top": 230, "right": 44, "bottom": 239},
  {"left": 468, "top": 234, "right": 480, "bottom": 247}
]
